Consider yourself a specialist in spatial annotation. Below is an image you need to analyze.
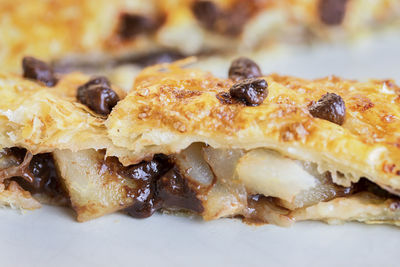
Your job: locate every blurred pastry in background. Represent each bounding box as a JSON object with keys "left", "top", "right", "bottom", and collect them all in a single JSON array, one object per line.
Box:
[{"left": 1, "top": 0, "right": 399, "bottom": 74}]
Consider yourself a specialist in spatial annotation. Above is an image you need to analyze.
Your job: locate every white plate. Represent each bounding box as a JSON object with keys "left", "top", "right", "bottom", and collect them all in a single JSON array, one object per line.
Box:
[
  {"left": 1, "top": 206, "right": 400, "bottom": 267},
  {"left": 1, "top": 31, "right": 400, "bottom": 267}
]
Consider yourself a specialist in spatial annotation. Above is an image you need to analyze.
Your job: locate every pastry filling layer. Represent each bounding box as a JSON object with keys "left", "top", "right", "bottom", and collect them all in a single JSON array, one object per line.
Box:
[{"left": 1, "top": 143, "right": 399, "bottom": 225}]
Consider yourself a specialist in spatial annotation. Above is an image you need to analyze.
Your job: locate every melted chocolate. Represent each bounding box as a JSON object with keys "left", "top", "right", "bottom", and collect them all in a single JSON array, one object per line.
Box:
[
  {"left": 356, "top": 178, "right": 400, "bottom": 199},
  {"left": 156, "top": 167, "right": 204, "bottom": 213},
  {"left": 112, "top": 155, "right": 204, "bottom": 218},
  {"left": 0, "top": 148, "right": 65, "bottom": 199},
  {"left": 122, "top": 155, "right": 172, "bottom": 218},
  {"left": 13, "top": 153, "right": 65, "bottom": 198},
  {"left": 30, "top": 153, "right": 62, "bottom": 195},
  {"left": 3, "top": 147, "right": 26, "bottom": 163}
]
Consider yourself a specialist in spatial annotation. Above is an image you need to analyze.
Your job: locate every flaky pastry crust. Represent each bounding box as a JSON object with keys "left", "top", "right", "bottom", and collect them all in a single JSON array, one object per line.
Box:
[
  {"left": 107, "top": 61, "right": 400, "bottom": 195},
  {"left": 0, "top": 72, "right": 125, "bottom": 154}
]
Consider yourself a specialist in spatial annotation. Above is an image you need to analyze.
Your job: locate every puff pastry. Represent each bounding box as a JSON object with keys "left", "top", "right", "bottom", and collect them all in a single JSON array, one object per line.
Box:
[
  {"left": 105, "top": 60, "right": 400, "bottom": 226},
  {"left": 1, "top": 0, "right": 399, "bottom": 72},
  {"left": 2, "top": 57, "right": 400, "bottom": 227},
  {"left": 0, "top": 64, "right": 128, "bottom": 217}
]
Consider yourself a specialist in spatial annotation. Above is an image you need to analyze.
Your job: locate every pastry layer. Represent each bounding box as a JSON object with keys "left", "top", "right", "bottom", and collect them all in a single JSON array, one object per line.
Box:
[
  {"left": 0, "top": 67, "right": 129, "bottom": 211},
  {"left": 107, "top": 61, "right": 400, "bottom": 195},
  {"left": 0, "top": 72, "right": 125, "bottom": 154}
]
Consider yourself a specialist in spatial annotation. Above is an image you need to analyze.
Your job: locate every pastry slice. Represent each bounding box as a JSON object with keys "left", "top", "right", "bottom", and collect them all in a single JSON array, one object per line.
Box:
[
  {"left": 0, "top": 56, "right": 135, "bottom": 219},
  {"left": 3, "top": 56, "right": 400, "bottom": 227},
  {"left": 0, "top": 56, "right": 199, "bottom": 222},
  {"left": 105, "top": 58, "right": 400, "bottom": 226}
]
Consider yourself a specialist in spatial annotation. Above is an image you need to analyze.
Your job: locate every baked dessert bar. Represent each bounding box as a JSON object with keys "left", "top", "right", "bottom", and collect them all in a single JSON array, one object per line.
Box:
[
  {"left": 105, "top": 58, "right": 400, "bottom": 226},
  {"left": 1, "top": 0, "right": 399, "bottom": 72},
  {"left": 2, "top": 55, "right": 400, "bottom": 226},
  {"left": 0, "top": 57, "right": 128, "bottom": 218}
]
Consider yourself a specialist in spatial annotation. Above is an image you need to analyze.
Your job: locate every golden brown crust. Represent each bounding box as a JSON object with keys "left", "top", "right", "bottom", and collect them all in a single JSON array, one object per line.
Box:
[
  {"left": 0, "top": 70, "right": 134, "bottom": 217},
  {"left": 107, "top": 61, "right": 400, "bottom": 194},
  {"left": 0, "top": 72, "right": 125, "bottom": 154}
]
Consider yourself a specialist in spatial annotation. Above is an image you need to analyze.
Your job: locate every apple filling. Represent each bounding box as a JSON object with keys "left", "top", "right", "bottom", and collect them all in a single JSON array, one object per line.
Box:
[
  {"left": 170, "top": 143, "right": 399, "bottom": 226},
  {"left": 1, "top": 143, "right": 399, "bottom": 225}
]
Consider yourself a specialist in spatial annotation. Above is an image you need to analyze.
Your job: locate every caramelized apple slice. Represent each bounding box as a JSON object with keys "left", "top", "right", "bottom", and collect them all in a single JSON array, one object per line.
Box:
[
  {"left": 245, "top": 195, "right": 294, "bottom": 227},
  {"left": 202, "top": 146, "right": 244, "bottom": 182},
  {"left": 53, "top": 149, "right": 137, "bottom": 221},
  {"left": 236, "top": 149, "right": 317, "bottom": 202},
  {"left": 174, "top": 143, "right": 214, "bottom": 186},
  {"left": 277, "top": 162, "right": 354, "bottom": 210}
]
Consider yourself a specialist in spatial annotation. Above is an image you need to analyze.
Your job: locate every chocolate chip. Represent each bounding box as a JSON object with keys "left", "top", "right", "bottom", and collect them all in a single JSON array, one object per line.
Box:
[
  {"left": 156, "top": 167, "right": 204, "bottom": 213},
  {"left": 192, "top": 0, "right": 220, "bottom": 29},
  {"left": 121, "top": 156, "right": 203, "bottom": 218},
  {"left": 319, "top": 0, "right": 348, "bottom": 25},
  {"left": 28, "top": 153, "right": 60, "bottom": 194},
  {"left": 118, "top": 13, "right": 162, "bottom": 40},
  {"left": 192, "top": 1, "right": 253, "bottom": 36},
  {"left": 4, "top": 150, "right": 65, "bottom": 198},
  {"left": 120, "top": 155, "right": 172, "bottom": 218},
  {"left": 77, "top": 76, "right": 119, "bottom": 116},
  {"left": 22, "top": 57, "right": 58, "bottom": 87},
  {"left": 126, "top": 200, "right": 157, "bottom": 219},
  {"left": 19, "top": 153, "right": 64, "bottom": 197},
  {"left": 229, "top": 57, "right": 262, "bottom": 81},
  {"left": 229, "top": 78, "right": 268, "bottom": 106},
  {"left": 220, "top": 3, "right": 253, "bottom": 36},
  {"left": 309, "top": 93, "right": 346, "bottom": 125}
]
